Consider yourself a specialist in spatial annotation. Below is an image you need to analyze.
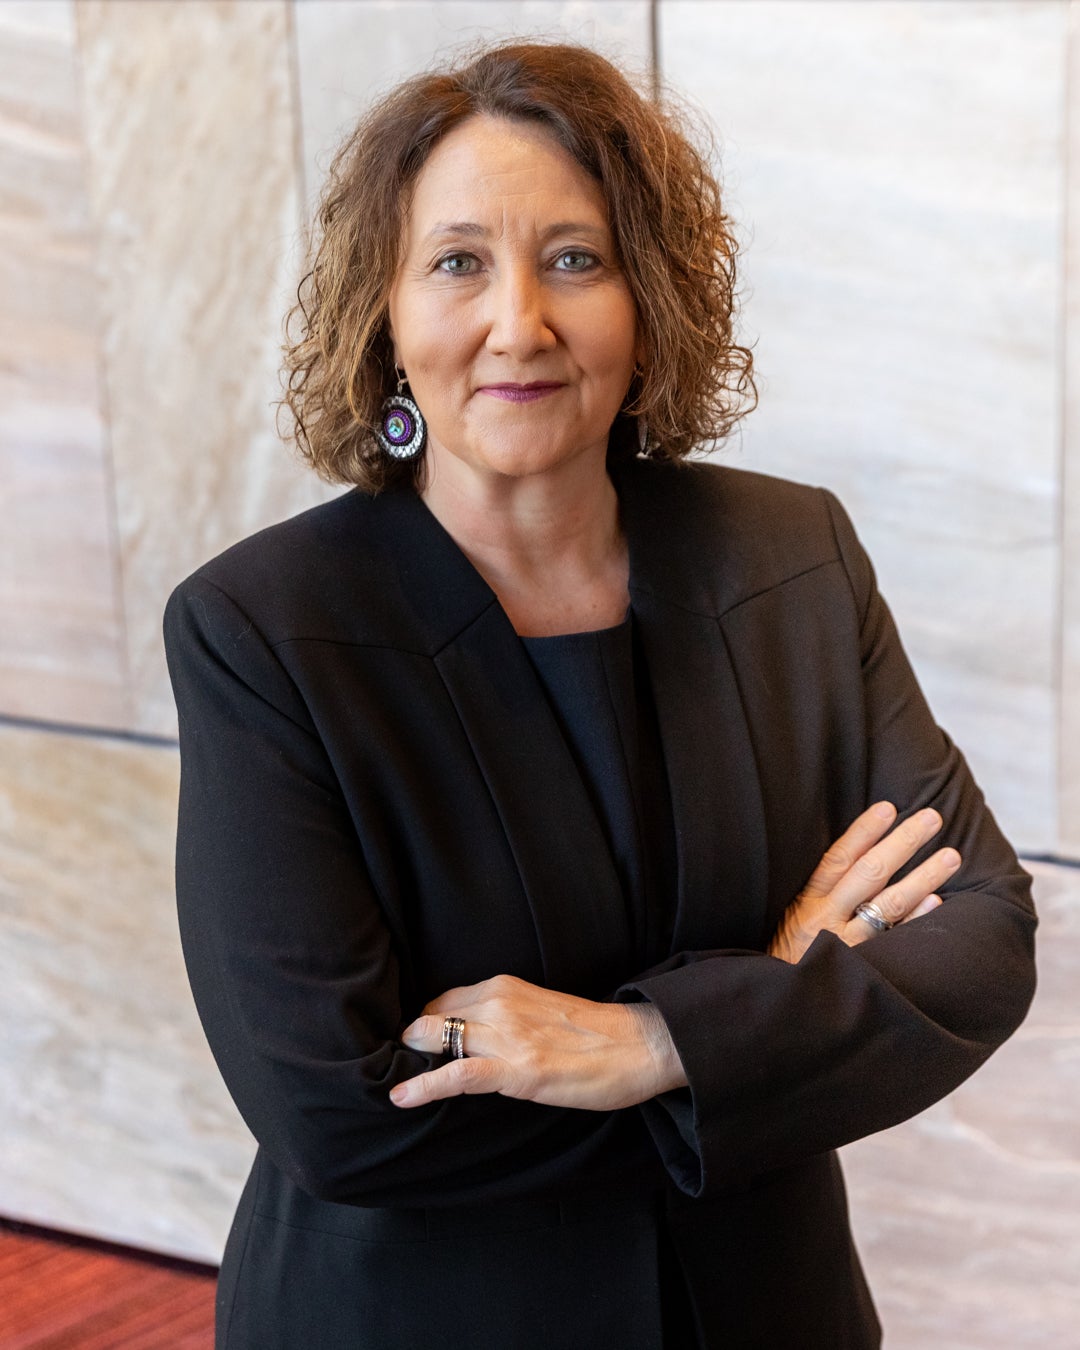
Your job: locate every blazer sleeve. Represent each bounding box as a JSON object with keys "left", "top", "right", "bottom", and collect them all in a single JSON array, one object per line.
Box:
[
  {"left": 164, "top": 573, "right": 640, "bottom": 1209},
  {"left": 615, "top": 488, "right": 1038, "bottom": 1197}
]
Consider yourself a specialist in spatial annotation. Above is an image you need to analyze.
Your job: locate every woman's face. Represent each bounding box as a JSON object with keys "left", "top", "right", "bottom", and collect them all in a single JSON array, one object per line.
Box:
[{"left": 388, "top": 115, "right": 641, "bottom": 489}]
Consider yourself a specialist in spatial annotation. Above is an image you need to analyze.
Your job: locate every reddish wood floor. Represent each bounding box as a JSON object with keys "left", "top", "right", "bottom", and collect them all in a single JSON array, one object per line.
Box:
[{"left": 0, "top": 1218, "right": 216, "bottom": 1349}]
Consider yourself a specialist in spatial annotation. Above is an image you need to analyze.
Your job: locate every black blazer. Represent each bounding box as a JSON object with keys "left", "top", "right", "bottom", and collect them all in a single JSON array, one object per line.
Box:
[{"left": 164, "top": 458, "right": 1036, "bottom": 1349}]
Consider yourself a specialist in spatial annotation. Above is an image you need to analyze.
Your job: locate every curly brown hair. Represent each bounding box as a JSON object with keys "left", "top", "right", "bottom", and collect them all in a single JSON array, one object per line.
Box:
[{"left": 282, "top": 40, "right": 757, "bottom": 492}]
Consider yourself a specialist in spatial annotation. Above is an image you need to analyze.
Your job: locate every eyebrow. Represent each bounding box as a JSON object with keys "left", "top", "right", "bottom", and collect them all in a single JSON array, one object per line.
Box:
[{"left": 422, "top": 221, "right": 609, "bottom": 244}]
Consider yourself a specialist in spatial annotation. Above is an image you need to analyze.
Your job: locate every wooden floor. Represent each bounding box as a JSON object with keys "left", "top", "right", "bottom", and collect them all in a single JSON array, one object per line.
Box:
[{"left": 0, "top": 1218, "right": 217, "bottom": 1349}]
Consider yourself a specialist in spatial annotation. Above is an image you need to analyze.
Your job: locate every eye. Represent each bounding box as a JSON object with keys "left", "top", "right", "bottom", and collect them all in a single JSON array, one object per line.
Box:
[
  {"left": 554, "top": 250, "right": 599, "bottom": 273},
  {"left": 436, "top": 253, "right": 479, "bottom": 275}
]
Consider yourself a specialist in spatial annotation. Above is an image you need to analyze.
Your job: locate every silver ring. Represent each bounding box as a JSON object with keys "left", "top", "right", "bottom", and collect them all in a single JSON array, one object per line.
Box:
[
  {"left": 853, "top": 900, "right": 893, "bottom": 933},
  {"left": 441, "top": 1016, "right": 466, "bottom": 1059}
]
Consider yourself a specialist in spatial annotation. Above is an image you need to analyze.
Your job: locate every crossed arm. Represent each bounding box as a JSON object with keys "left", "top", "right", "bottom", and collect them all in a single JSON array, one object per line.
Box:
[{"left": 391, "top": 800, "right": 960, "bottom": 1111}]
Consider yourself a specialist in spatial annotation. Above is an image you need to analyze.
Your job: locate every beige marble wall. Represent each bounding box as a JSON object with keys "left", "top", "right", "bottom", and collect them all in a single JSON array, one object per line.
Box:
[
  {"left": 0, "top": 0, "right": 128, "bottom": 730},
  {"left": 0, "top": 722, "right": 253, "bottom": 1259},
  {"left": 1063, "top": 1, "right": 1080, "bottom": 858},
  {"left": 294, "top": 0, "right": 652, "bottom": 205},
  {"left": 843, "top": 860, "right": 1080, "bottom": 1350},
  {"left": 659, "top": 0, "right": 1063, "bottom": 855},
  {"left": 75, "top": 0, "right": 336, "bottom": 738}
]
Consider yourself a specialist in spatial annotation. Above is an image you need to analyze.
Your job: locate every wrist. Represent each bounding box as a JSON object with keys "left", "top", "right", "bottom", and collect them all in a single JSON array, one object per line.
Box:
[{"left": 625, "top": 1002, "right": 688, "bottom": 1096}]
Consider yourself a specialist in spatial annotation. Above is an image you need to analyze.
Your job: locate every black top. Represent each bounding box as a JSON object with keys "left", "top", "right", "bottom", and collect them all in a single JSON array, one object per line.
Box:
[
  {"left": 521, "top": 610, "right": 677, "bottom": 975},
  {"left": 522, "top": 611, "right": 700, "bottom": 1345}
]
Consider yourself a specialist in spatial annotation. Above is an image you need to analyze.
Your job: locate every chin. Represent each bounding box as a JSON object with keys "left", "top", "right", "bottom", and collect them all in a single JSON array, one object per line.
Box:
[
  {"left": 425, "top": 413, "right": 614, "bottom": 484},
  {"left": 476, "top": 428, "right": 610, "bottom": 480},
  {"left": 494, "top": 448, "right": 600, "bottom": 482}
]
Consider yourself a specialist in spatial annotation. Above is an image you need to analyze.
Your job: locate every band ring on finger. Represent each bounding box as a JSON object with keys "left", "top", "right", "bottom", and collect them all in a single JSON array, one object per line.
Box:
[
  {"left": 441, "top": 1016, "right": 467, "bottom": 1059},
  {"left": 853, "top": 899, "right": 893, "bottom": 933}
]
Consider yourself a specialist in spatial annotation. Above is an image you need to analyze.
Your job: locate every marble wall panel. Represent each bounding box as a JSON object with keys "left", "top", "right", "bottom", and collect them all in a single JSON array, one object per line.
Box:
[
  {"left": 75, "top": 0, "right": 337, "bottom": 739},
  {"left": 659, "top": 0, "right": 1063, "bottom": 854},
  {"left": 1062, "top": 1, "right": 1080, "bottom": 859},
  {"left": 0, "top": 722, "right": 254, "bottom": 1260},
  {"left": 294, "top": 1, "right": 652, "bottom": 207},
  {"left": 0, "top": 1, "right": 128, "bottom": 729},
  {"left": 842, "top": 860, "right": 1080, "bottom": 1350}
]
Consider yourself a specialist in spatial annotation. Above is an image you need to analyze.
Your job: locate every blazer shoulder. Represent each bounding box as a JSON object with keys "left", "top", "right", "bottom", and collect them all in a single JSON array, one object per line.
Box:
[
  {"left": 618, "top": 457, "right": 858, "bottom": 616},
  {"left": 166, "top": 486, "right": 492, "bottom": 654}
]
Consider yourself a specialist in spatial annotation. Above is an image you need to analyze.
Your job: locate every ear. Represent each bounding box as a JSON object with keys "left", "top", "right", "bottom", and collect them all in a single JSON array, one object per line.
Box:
[
  {"left": 628, "top": 302, "right": 644, "bottom": 365},
  {"left": 387, "top": 325, "right": 401, "bottom": 372},
  {"left": 382, "top": 297, "right": 401, "bottom": 370}
]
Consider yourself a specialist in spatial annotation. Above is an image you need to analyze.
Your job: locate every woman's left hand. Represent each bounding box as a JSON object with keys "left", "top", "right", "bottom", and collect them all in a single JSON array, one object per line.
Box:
[
  {"left": 767, "top": 802, "right": 956, "bottom": 965},
  {"left": 390, "top": 975, "right": 687, "bottom": 1111}
]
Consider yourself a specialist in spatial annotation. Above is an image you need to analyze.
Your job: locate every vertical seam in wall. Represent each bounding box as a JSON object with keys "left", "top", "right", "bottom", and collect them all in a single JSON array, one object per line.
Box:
[
  {"left": 649, "top": 0, "right": 660, "bottom": 102},
  {"left": 285, "top": 0, "right": 308, "bottom": 215},
  {"left": 71, "top": 0, "right": 135, "bottom": 733},
  {"left": 1059, "top": 1, "right": 1076, "bottom": 855}
]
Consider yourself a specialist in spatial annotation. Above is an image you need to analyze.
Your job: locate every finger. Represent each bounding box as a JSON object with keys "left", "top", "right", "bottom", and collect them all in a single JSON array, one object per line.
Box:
[
  {"left": 900, "top": 894, "right": 944, "bottom": 925},
  {"left": 845, "top": 849, "right": 959, "bottom": 939},
  {"left": 826, "top": 808, "right": 944, "bottom": 916},
  {"left": 401, "top": 1013, "right": 452, "bottom": 1051},
  {"left": 421, "top": 974, "right": 530, "bottom": 1021},
  {"left": 402, "top": 1012, "right": 488, "bottom": 1059},
  {"left": 800, "top": 801, "right": 897, "bottom": 900},
  {"left": 420, "top": 981, "right": 492, "bottom": 1016},
  {"left": 871, "top": 848, "right": 960, "bottom": 925},
  {"left": 389, "top": 1056, "right": 507, "bottom": 1108}
]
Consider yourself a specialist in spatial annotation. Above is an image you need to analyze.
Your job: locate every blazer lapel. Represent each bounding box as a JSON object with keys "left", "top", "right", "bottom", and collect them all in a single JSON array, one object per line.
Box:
[
  {"left": 617, "top": 462, "right": 771, "bottom": 954},
  {"left": 382, "top": 488, "right": 634, "bottom": 996},
  {"left": 629, "top": 592, "right": 770, "bottom": 955},
  {"left": 434, "top": 607, "right": 636, "bottom": 997}
]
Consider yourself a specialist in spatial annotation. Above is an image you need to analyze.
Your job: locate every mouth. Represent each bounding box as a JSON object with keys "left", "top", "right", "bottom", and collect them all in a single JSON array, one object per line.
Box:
[{"left": 477, "top": 382, "right": 564, "bottom": 404}]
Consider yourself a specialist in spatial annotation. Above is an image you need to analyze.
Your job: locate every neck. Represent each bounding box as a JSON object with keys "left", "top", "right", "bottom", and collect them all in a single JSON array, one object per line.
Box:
[{"left": 418, "top": 447, "right": 629, "bottom": 635}]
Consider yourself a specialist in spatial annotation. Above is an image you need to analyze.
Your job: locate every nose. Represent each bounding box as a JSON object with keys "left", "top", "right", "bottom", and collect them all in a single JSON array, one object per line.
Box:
[{"left": 484, "top": 264, "right": 557, "bottom": 359}]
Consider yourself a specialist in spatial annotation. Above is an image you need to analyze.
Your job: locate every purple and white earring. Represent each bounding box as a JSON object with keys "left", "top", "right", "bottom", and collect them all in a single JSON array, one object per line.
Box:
[{"left": 377, "top": 371, "right": 426, "bottom": 461}]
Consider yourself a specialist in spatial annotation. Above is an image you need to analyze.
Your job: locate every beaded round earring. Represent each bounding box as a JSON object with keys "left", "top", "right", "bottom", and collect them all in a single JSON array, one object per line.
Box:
[{"left": 377, "top": 371, "right": 427, "bottom": 461}]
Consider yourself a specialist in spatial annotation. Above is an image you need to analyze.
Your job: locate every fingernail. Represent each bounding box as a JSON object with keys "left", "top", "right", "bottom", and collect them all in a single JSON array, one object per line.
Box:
[
  {"left": 390, "top": 1084, "right": 409, "bottom": 1106},
  {"left": 921, "top": 808, "right": 941, "bottom": 827},
  {"left": 942, "top": 849, "right": 961, "bottom": 870},
  {"left": 874, "top": 802, "right": 896, "bottom": 820}
]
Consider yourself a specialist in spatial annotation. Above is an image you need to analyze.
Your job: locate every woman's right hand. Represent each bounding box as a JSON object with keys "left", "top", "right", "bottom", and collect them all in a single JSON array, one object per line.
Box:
[{"left": 767, "top": 802, "right": 960, "bottom": 965}]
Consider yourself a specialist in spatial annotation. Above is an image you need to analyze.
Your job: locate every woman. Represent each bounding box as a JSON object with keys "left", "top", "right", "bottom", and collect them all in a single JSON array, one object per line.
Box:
[{"left": 164, "top": 41, "right": 1037, "bottom": 1349}]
